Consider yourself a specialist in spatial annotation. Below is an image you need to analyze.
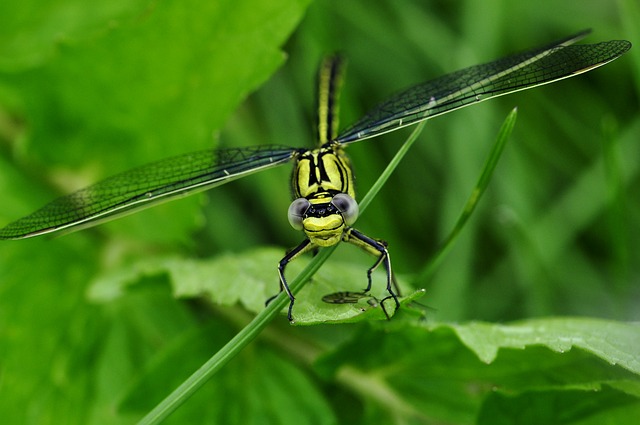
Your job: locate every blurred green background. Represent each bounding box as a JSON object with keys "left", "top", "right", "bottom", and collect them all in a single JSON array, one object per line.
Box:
[{"left": 0, "top": 0, "right": 638, "bottom": 423}]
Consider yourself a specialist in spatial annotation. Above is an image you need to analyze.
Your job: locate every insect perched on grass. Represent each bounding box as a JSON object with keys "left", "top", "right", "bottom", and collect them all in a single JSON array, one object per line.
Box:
[{"left": 0, "top": 30, "right": 631, "bottom": 321}]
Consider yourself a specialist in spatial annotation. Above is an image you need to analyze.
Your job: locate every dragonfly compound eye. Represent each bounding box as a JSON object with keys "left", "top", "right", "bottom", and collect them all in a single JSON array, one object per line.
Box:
[
  {"left": 287, "top": 198, "right": 311, "bottom": 230},
  {"left": 331, "top": 193, "right": 359, "bottom": 226}
]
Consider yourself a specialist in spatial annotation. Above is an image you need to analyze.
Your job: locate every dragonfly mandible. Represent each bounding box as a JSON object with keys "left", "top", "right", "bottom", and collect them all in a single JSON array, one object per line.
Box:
[{"left": 0, "top": 30, "right": 631, "bottom": 321}]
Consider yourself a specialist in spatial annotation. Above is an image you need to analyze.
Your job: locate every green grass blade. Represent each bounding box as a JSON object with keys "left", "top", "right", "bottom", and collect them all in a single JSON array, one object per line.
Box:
[
  {"left": 137, "top": 247, "right": 332, "bottom": 425},
  {"left": 359, "top": 121, "right": 427, "bottom": 212},
  {"left": 415, "top": 108, "right": 517, "bottom": 283},
  {"left": 137, "top": 120, "right": 427, "bottom": 424},
  {"left": 601, "top": 116, "right": 629, "bottom": 297}
]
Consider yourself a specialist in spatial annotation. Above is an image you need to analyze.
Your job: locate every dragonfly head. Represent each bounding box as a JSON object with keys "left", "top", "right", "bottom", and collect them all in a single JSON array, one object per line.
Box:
[{"left": 288, "top": 193, "right": 359, "bottom": 247}]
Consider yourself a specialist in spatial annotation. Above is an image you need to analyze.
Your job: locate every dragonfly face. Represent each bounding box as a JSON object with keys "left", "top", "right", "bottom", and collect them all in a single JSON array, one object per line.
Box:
[{"left": 0, "top": 30, "right": 631, "bottom": 322}]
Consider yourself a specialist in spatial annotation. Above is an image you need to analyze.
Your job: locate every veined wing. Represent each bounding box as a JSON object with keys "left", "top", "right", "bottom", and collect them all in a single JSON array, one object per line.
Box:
[
  {"left": 336, "top": 30, "right": 631, "bottom": 144},
  {"left": 0, "top": 145, "right": 297, "bottom": 239}
]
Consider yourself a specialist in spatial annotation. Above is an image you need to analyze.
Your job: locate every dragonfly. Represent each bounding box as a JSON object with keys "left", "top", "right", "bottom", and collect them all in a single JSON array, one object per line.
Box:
[{"left": 0, "top": 30, "right": 631, "bottom": 321}]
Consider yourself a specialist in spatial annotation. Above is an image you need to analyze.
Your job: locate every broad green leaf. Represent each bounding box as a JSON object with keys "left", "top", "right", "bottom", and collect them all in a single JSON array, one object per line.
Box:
[
  {"left": 478, "top": 385, "right": 640, "bottom": 425},
  {"left": 315, "top": 320, "right": 640, "bottom": 424},
  {"left": 0, "top": 0, "right": 149, "bottom": 70},
  {"left": 87, "top": 276, "right": 201, "bottom": 424},
  {"left": 0, "top": 1, "right": 312, "bottom": 423},
  {"left": 89, "top": 246, "right": 423, "bottom": 324},
  {"left": 0, "top": 150, "right": 51, "bottom": 221},
  {"left": 0, "top": 236, "right": 103, "bottom": 424},
  {"left": 116, "top": 320, "right": 336, "bottom": 425},
  {"left": 0, "top": 0, "right": 311, "bottom": 242},
  {"left": 449, "top": 318, "right": 640, "bottom": 373}
]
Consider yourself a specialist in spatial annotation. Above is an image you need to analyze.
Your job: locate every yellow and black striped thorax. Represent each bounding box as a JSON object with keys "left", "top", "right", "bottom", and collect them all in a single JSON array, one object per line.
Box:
[{"left": 292, "top": 143, "right": 355, "bottom": 201}]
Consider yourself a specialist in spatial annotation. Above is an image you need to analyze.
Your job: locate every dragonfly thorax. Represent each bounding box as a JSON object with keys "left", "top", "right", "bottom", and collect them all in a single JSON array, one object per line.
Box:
[{"left": 292, "top": 144, "right": 355, "bottom": 199}]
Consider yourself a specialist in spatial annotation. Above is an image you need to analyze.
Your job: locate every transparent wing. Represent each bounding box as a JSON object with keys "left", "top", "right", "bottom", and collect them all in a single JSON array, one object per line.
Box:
[
  {"left": 336, "top": 30, "right": 631, "bottom": 144},
  {"left": 0, "top": 145, "right": 296, "bottom": 239}
]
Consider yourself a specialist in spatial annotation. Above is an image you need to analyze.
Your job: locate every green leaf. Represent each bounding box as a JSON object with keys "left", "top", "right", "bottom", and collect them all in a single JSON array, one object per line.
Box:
[
  {"left": 0, "top": 236, "right": 103, "bottom": 424},
  {"left": 0, "top": 149, "right": 51, "bottom": 221},
  {"left": 450, "top": 318, "right": 640, "bottom": 373},
  {"left": 0, "top": 0, "right": 311, "bottom": 242},
  {"left": 0, "top": 1, "right": 312, "bottom": 423},
  {"left": 0, "top": 0, "right": 150, "bottom": 70},
  {"left": 117, "top": 321, "right": 336, "bottom": 425},
  {"left": 89, "top": 246, "right": 424, "bottom": 324},
  {"left": 315, "top": 320, "right": 640, "bottom": 424},
  {"left": 478, "top": 386, "right": 640, "bottom": 425}
]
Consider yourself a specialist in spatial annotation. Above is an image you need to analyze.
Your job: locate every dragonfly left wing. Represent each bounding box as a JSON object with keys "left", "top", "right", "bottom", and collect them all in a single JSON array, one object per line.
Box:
[{"left": 0, "top": 145, "right": 296, "bottom": 239}]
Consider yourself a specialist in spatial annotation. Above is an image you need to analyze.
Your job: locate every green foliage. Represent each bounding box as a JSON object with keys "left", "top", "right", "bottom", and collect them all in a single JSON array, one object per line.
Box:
[
  {"left": 1, "top": 0, "right": 639, "bottom": 424},
  {"left": 314, "top": 320, "right": 640, "bottom": 424}
]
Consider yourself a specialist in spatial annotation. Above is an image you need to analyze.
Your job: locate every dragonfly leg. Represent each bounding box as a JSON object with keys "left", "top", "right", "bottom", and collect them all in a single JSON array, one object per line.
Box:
[
  {"left": 266, "top": 238, "right": 314, "bottom": 321},
  {"left": 344, "top": 228, "right": 400, "bottom": 316}
]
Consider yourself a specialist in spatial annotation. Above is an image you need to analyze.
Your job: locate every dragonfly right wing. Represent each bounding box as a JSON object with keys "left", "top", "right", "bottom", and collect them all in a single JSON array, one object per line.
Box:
[
  {"left": 336, "top": 30, "right": 631, "bottom": 144},
  {"left": 0, "top": 145, "right": 297, "bottom": 239}
]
